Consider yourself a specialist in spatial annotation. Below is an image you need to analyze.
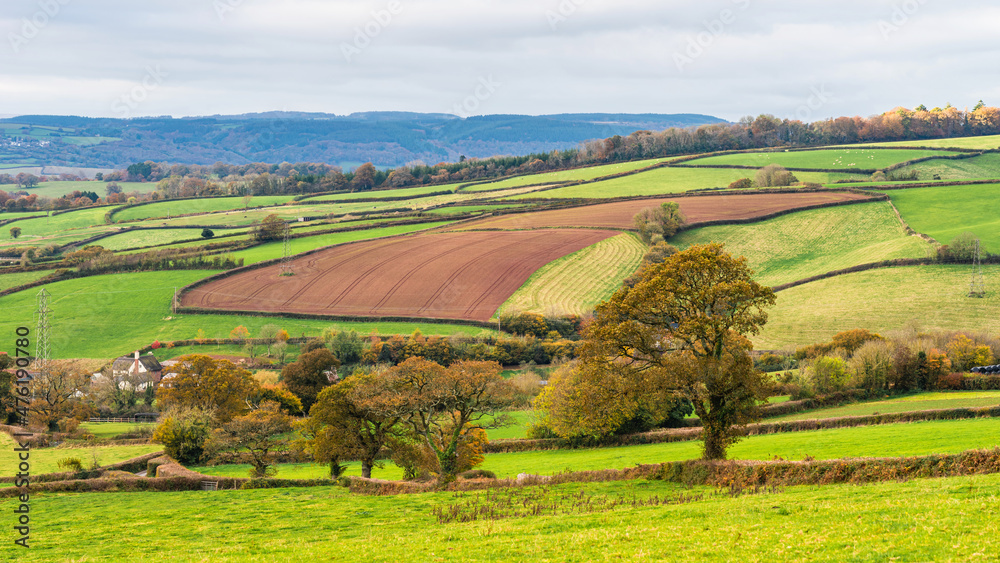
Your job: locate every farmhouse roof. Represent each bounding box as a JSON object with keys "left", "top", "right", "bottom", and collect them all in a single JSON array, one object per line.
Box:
[{"left": 112, "top": 354, "right": 163, "bottom": 374}]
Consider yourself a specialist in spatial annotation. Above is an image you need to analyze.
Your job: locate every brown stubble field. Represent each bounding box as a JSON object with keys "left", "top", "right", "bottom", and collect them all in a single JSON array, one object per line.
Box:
[
  {"left": 181, "top": 229, "right": 618, "bottom": 322},
  {"left": 449, "top": 191, "right": 877, "bottom": 231}
]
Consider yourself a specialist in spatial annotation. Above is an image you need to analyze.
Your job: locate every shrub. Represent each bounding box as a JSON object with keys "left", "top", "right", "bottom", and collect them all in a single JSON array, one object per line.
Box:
[
  {"left": 151, "top": 408, "right": 214, "bottom": 465},
  {"left": 728, "top": 178, "right": 753, "bottom": 190},
  {"left": 937, "top": 372, "right": 965, "bottom": 390},
  {"left": 458, "top": 469, "right": 497, "bottom": 480},
  {"left": 57, "top": 457, "right": 84, "bottom": 473}
]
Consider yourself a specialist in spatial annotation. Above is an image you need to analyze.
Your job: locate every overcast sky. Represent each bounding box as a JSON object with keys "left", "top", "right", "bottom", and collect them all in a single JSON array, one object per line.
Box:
[{"left": 1, "top": 0, "right": 998, "bottom": 122}]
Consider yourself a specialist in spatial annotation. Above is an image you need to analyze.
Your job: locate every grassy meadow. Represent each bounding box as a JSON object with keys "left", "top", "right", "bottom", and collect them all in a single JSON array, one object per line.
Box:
[
  {"left": 112, "top": 195, "right": 297, "bottom": 222},
  {"left": 21, "top": 180, "right": 151, "bottom": 199},
  {"left": 889, "top": 183, "right": 1000, "bottom": 251},
  {"left": 463, "top": 157, "right": 671, "bottom": 192},
  {"left": 514, "top": 166, "right": 856, "bottom": 199},
  {"left": 756, "top": 264, "right": 1000, "bottom": 350},
  {"left": 302, "top": 183, "right": 462, "bottom": 202},
  {"left": 898, "top": 153, "right": 1000, "bottom": 181},
  {"left": 855, "top": 134, "right": 1000, "bottom": 150},
  {"left": 497, "top": 233, "right": 646, "bottom": 317},
  {"left": 684, "top": 148, "right": 955, "bottom": 170},
  {"left": 94, "top": 228, "right": 209, "bottom": 251},
  {"left": 671, "top": 201, "right": 932, "bottom": 286},
  {"left": 0, "top": 432, "right": 160, "bottom": 476},
  {"left": 190, "top": 416, "right": 1000, "bottom": 481},
  {"left": 3, "top": 474, "right": 999, "bottom": 562},
  {"left": 0, "top": 270, "right": 492, "bottom": 359},
  {"left": 770, "top": 391, "right": 1000, "bottom": 422}
]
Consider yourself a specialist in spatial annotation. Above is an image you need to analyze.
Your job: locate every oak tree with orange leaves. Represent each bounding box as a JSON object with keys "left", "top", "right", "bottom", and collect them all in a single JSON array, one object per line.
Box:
[{"left": 579, "top": 243, "right": 775, "bottom": 460}]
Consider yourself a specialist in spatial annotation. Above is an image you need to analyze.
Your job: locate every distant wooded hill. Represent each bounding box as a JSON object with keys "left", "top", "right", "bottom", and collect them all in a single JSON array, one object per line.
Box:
[{"left": 0, "top": 112, "right": 726, "bottom": 170}]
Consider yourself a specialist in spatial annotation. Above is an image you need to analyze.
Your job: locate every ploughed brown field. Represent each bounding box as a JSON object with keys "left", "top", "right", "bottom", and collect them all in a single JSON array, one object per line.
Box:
[
  {"left": 449, "top": 191, "right": 876, "bottom": 231},
  {"left": 181, "top": 229, "right": 617, "bottom": 322}
]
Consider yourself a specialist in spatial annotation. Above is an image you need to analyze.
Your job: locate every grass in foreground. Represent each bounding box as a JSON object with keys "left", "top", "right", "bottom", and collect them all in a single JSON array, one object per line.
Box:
[
  {"left": 771, "top": 391, "right": 1000, "bottom": 422},
  {"left": 755, "top": 264, "right": 1000, "bottom": 350},
  {"left": 497, "top": 232, "right": 645, "bottom": 317},
  {"left": 671, "top": 200, "right": 931, "bottom": 287},
  {"left": 889, "top": 182, "right": 1000, "bottom": 252},
  {"left": 11, "top": 470, "right": 999, "bottom": 561}
]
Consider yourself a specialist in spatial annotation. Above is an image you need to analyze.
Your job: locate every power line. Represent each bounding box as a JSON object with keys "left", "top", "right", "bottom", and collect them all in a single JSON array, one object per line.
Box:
[{"left": 34, "top": 288, "right": 51, "bottom": 375}]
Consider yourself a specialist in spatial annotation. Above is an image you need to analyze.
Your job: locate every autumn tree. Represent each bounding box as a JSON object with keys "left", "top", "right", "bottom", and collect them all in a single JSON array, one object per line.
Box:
[
  {"left": 633, "top": 202, "right": 686, "bottom": 244},
  {"left": 302, "top": 372, "right": 407, "bottom": 478},
  {"left": 386, "top": 358, "right": 516, "bottom": 479},
  {"left": 578, "top": 243, "right": 776, "bottom": 460},
  {"left": 29, "top": 360, "right": 92, "bottom": 431},
  {"left": 0, "top": 354, "right": 16, "bottom": 424},
  {"left": 252, "top": 214, "right": 286, "bottom": 242},
  {"left": 350, "top": 162, "right": 377, "bottom": 191},
  {"left": 9, "top": 227, "right": 20, "bottom": 239},
  {"left": 281, "top": 348, "right": 340, "bottom": 412},
  {"left": 258, "top": 324, "right": 280, "bottom": 356},
  {"left": 155, "top": 355, "right": 259, "bottom": 423},
  {"left": 207, "top": 402, "right": 293, "bottom": 478},
  {"left": 229, "top": 325, "right": 250, "bottom": 344},
  {"left": 755, "top": 164, "right": 797, "bottom": 187},
  {"left": 152, "top": 407, "right": 214, "bottom": 464},
  {"left": 90, "top": 365, "right": 153, "bottom": 415}
]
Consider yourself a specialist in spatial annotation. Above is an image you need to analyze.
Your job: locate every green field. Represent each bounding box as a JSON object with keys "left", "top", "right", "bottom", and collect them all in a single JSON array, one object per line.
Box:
[
  {"left": 303, "top": 183, "right": 462, "bottom": 202},
  {"left": 0, "top": 270, "right": 493, "bottom": 359},
  {"left": 113, "top": 196, "right": 297, "bottom": 222},
  {"left": 3, "top": 206, "right": 110, "bottom": 236},
  {"left": 683, "top": 148, "right": 954, "bottom": 170},
  {"left": 896, "top": 153, "right": 1000, "bottom": 182},
  {"left": 193, "top": 416, "right": 1000, "bottom": 482},
  {"left": 77, "top": 422, "right": 157, "bottom": 439},
  {"left": 889, "top": 183, "right": 1000, "bottom": 251},
  {"left": 771, "top": 391, "right": 1000, "bottom": 422},
  {"left": 22, "top": 181, "right": 151, "bottom": 199},
  {"left": 464, "top": 158, "right": 671, "bottom": 192},
  {"left": 0, "top": 432, "right": 159, "bottom": 475},
  {"left": 512, "top": 166, "right": 855, "bottom": 199},
  {"left": 421, "top": 204, "right": 523, "bottom": 215},
  {"left": 0, "top": 270, "right": 52, "bottom": 292},
  {"left": 756, "top": 264, "right": 1000, "bottom": 349},
  {"left": 670, "top": 201, "right": 932, "bottom": 287},
  {"left": 498, "top": 233, "right": 645, "bottom": 317},
  {"left": 94, "top": 229, "right": 209, "bottom": 251},
  {"left": 5, "top": 473, "right": 999, "bottom": 562},
  {"left": 856, "top": 134, "right": 1000, "bottom": 150}
]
